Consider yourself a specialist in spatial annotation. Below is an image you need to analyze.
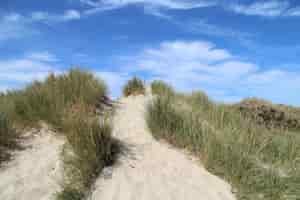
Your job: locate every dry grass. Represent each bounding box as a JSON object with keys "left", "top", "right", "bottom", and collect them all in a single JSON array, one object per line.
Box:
[
  {"left": 123, "top": 77, "right": 145, "bottom": 97},
  {"left": 147, "top": 82, "right": 300, "bottom": 200}
]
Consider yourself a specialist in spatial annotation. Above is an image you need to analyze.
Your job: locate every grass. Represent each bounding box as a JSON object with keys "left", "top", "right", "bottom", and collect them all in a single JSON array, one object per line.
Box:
[
  {"left": 123, "top": 77, "right": 145, "bottom": 97},
  {"left": 147, "top": 82, "right": 300, "bottom": 200},
  {"left": 0, "top": 112, "right": 18, "bottom": 164},
  {"left": 151, "top": 80, "right": 175, "bottom": 97},
  {"left": 58, "top": 104, "right": 120, "bottom": 198},
  {"left": 0, "top": 68, "right": 119, "bottom": 199}
]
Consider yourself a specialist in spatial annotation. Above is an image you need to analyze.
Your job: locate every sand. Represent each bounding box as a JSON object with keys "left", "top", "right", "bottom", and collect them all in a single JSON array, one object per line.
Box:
[
  {"left": 0, "top": 127, "right": 64, "bottom": 200},
  {"left": 91, "top": 94, "right": 236, "bottom": 200}
]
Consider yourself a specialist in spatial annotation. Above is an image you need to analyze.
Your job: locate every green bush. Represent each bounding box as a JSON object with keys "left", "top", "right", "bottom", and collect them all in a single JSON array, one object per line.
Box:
[
  {"left": 147, "top": 88, "right": 300, "bottom": 200},
  {"left": 123, "top": 77, "right": 145, "bottom": 97}
]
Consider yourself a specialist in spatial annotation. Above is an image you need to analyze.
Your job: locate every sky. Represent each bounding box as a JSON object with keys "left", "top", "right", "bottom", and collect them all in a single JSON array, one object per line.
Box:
[{"left": 0, "top": 0, "right": 300, "bottom": 105}]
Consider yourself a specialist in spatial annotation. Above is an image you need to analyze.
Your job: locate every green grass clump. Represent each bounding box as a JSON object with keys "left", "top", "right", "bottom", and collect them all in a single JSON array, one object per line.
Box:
[
  {"left": 123, "top": 77, "right": 145, "bottom": 97},
  {"left": 0, "top": 68, "right": 119, "bottom": 199},
  {"left": 151, "top": 80, "right": 175, "bottom": 97},
  {"left": 147, "top": 82, "right": 300, "bottom": 200}
]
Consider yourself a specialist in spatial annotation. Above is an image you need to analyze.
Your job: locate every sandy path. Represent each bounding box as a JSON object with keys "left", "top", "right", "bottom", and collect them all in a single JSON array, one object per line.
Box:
[
  {"left": 0, "top": 127, "right": 63, "bottom": 200},
  {"left": 91, "top": 95, "right": 236, "bottom": 200}
]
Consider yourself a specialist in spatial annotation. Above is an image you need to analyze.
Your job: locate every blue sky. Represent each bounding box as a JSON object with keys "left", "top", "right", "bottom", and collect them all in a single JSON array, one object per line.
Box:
[{"left": 1, "top": 0, "right": 300, "bottom": 105}]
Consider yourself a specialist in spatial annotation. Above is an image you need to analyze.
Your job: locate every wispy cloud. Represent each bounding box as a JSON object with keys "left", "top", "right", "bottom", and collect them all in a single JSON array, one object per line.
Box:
[
  {"left": 81, "top": 0, "right": 216, "bottom": 15},
  {"left": 0, "top": 10, "right": 81, "bottom": 42},
  {"left": 227, "top": 0, "right": 300, "bottom": 18},
  {"left": 229, "top": 0, "right": 290, "bottom": 17},
  {"left": 27, "top": 52, "right": 60, "bottom": 62},
  {"left": 285, "top": 6, "right": 300, "bottom": 16},
  {"left": 0, "top": 13, "right": 38, "bottom": 41},
  {"left": 30, "top": 9, "right": 81, "bottom": 22}
]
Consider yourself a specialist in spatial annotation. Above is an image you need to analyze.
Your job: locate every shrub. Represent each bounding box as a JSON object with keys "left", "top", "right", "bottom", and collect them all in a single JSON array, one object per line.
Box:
[
  {"left": 123, "top": 77, "right": 145, "bottom": 97},
  {"left": 147, "top": 88, "right": 300, "bottom": 200},
  {"left": 151, "top": 80, "right": 175, "bottom": 97}
]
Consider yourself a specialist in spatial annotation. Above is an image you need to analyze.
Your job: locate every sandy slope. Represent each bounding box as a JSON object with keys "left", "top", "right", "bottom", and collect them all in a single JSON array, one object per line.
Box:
[
  {"left": 91, "top": 94, "right": 236, "bottom": 200},
  {"left": 0, "top": 127, "right": 63, "bottom": 200}
]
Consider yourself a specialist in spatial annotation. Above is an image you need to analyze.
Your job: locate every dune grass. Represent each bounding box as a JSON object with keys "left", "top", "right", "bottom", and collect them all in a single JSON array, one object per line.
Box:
[
  {"left": 0, "top": 112, "right": 18, "bottom": 164},
  {"left": 0, "top": 68, "right": 119, "bottom": 199},
  {"left": 123, "top": 77, "right": 145, "bottom": 97},
  {"left": 147, "top": 81, "right": 300, "bottom": 200},
  {"left": 151, "top": 80, "right": 175, "bottom": 97}
]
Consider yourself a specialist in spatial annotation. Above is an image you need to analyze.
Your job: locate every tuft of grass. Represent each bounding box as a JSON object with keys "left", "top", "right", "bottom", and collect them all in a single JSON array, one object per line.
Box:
[
  {"left": 123, "top": 77, "right": 145, "bottom": 97},
  {"left": 151, "top": 80, "right": 175, "bottom": 97},
  {"left": 147, "top": 82, "right": 300, "bottom": 200}
]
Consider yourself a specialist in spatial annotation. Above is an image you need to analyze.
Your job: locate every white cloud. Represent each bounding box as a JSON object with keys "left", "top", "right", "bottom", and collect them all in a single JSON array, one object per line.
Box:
[
  {"left": 285, "top": 7, "right": 300, "bottom": 16},
  {"left": 27, "top": 52, "right": 59, "bottom": 62},
  {"left": 229, "top": 1, "right": 290, "bottom": 17},
  {"left": 0, "top": 13, "right": 37, "bottom": 41},
  {"left": 81, "top": 0, "right": 216, "bottom": 15},
  {"left": 106, "top": 40, "right": 300, "bottom": 105},
  {"left": 227, "top": 0, "right": 300, "bottom": 18},
  {"left": 0, "top": 10, "right": 81, "bottom": 42},
  {"left": 63, "top": 10, "right": 81, "bottom": 20},
  {"left": 30, "top": 9, "right": 81, "bottom": 22},
  {"left": 0, "top": 52, "right": 60, "bottom": 90}
]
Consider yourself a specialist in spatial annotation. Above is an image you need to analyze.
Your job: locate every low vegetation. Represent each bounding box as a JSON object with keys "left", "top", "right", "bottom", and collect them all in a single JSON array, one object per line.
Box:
[
  {"left": 0, "top": 69, "right": 119, "bottom": 199},
  {"left": 123, "top": 77, "right": 145, "bottom": 97},
  {"left": 147, "top": 80, "right": 300, "bottom": 200}
]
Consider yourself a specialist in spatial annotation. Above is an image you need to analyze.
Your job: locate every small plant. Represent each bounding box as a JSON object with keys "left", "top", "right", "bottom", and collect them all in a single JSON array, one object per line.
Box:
[{"left": 123, "top": 77, "right": 145, "bottom": 97}]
